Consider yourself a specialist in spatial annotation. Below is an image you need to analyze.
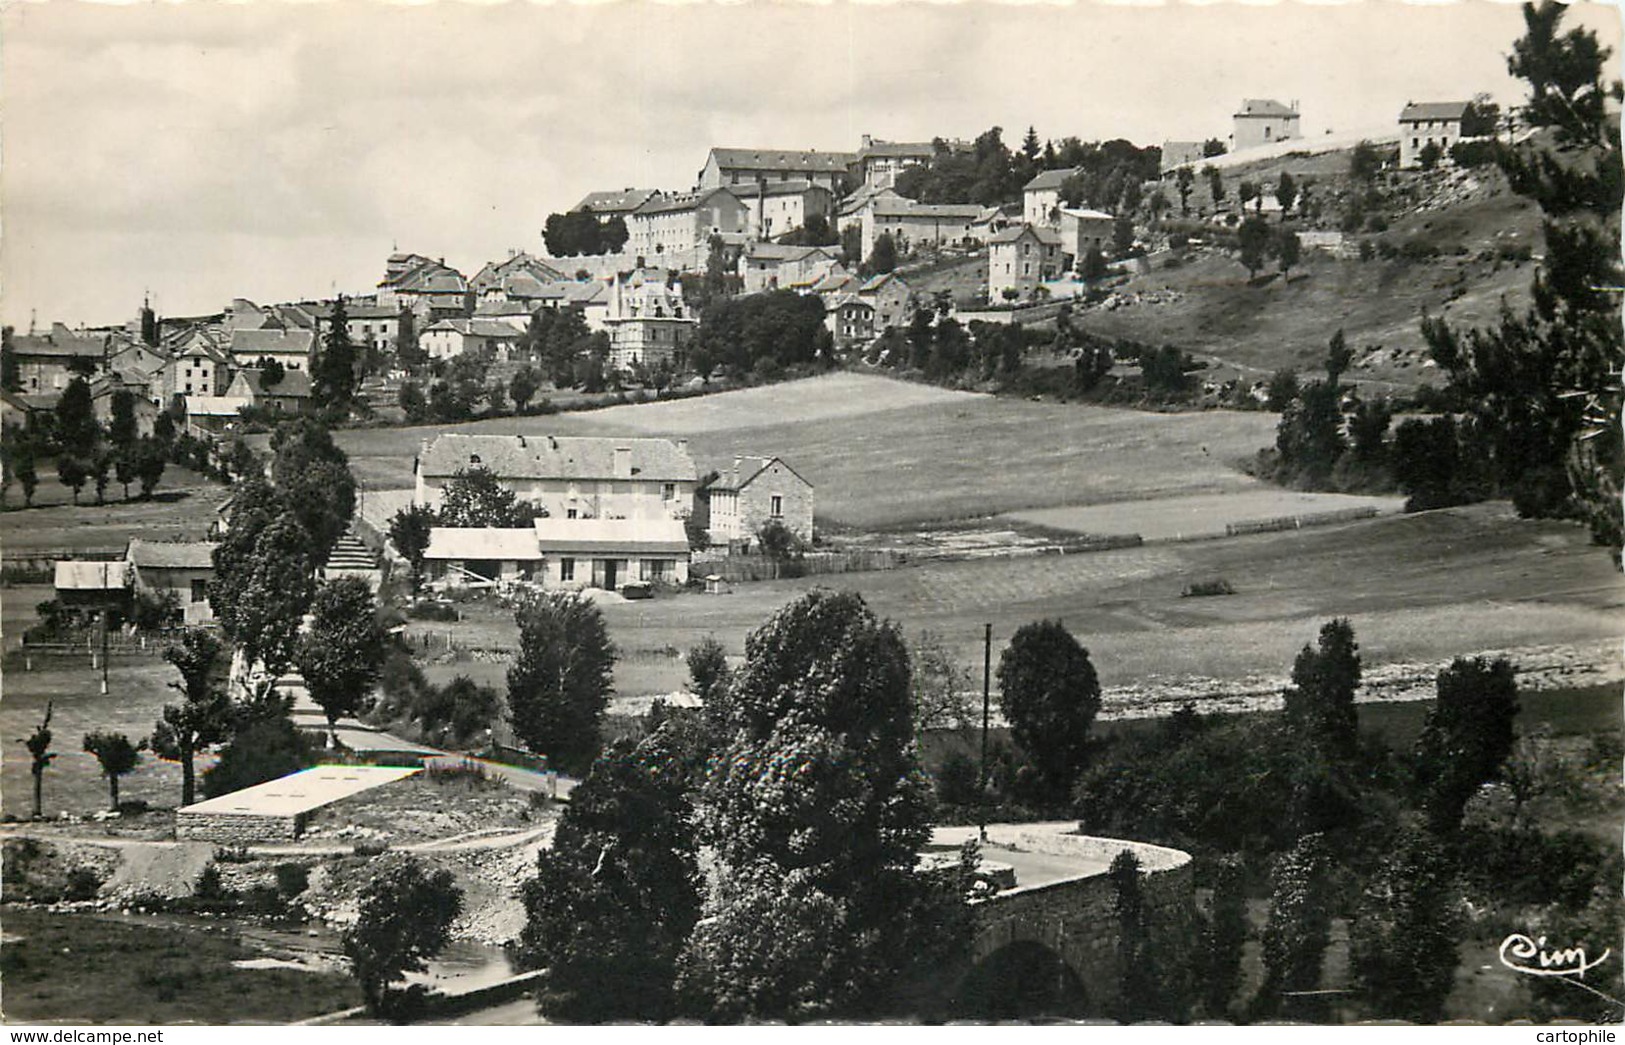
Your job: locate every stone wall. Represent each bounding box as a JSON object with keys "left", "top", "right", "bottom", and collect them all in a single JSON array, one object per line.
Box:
[{"left": 176, "top": 811, "right": 303, "bottom": 843}]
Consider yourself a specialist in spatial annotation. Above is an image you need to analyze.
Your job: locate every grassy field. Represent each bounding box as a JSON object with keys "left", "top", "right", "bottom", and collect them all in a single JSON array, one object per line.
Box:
[
  {"left": 0, "top": 906, "right": 360, "bottom": 1023},
  {"left": 335, "top": 372, "right": 1281, "bottom": 530},
  {"left": 1005, "top": 490, "right": 1403, "bottom": 541},
  {"left": 407, "top": 503, "right": 1621, "bottom": 706},
  {"left": 0, "top": 650, "right": 200, "bottom": 819},
  {"left": 0, "top": 461, "right": 222, "bottom": 557}
]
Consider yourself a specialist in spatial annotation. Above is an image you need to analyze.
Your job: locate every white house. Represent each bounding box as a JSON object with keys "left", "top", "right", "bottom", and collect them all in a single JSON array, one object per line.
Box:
[
  {"left": 1233, "top": 99, "right": 1301, "bottom": 152},
  {"left": 988, "top": 225, "right": 1063, "bottom": 301},
  {"left": 1022, "top": 167, "right": 1082, "bottom": 227},
  {"left": 602, "top": 269, "right": 697, "bottom": 373},
  {"left": 1398, "top": 101, "right": 1471, "bottom": 168},
  {"left": 423, "top": 517, "right": 690, "bottom": 592}
]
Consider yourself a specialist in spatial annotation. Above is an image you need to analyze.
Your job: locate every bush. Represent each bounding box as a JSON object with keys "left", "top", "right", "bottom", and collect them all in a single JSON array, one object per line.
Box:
[
  {"left": 408, "top": 600, "right": 459, "bottom": 622},
  {"left": 274, "top": 862, "right": 311, "bottom": 899},
  {"left": 934, "top": 750, "right": 982, "bottom": 807},
  {"left": 1182, "top": 579, "right": 1236, "bottom": 598},
  {"left": 64, "top": 866, "right": 104, "bottom": 902}
]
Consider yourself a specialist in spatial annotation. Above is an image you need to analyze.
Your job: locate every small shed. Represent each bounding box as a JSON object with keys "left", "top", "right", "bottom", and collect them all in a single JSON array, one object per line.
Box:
[{"left": 53, "top": 560, "right": 132, "bottom": 613}]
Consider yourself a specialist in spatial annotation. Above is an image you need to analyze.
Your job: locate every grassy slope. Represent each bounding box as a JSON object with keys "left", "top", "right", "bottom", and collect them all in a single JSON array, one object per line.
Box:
[
  {"left": 411, "top": 503, "right": 1622, "bottom": 700},
  {"left": 336, "top": 372, "right": 1279, "bottom": 529},
  {"left": 0, "top": 462, "right": 223, "bottom": 557},
  {"left": 1, "top": 907, "right": 361, "bottom": 1023}
]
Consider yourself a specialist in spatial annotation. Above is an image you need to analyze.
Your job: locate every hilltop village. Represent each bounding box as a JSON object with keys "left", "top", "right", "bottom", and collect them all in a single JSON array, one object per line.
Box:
[{"left": 2, "top": 5, "right": 1622, "bottom": 1026}]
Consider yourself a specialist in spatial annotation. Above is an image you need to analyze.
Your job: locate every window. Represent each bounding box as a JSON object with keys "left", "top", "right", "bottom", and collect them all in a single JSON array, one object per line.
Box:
[
  {"left": 560, "top": 558, "right": 575, "bottom": 582},
  {"left": 770, "top": 495, "right": 783, "bottom": 518},
  {"left": 190, "top": 579, "right": 207, "bottom": 604},
  {"left": 567, "top": 507, "right": 578, "bottom": 519}
]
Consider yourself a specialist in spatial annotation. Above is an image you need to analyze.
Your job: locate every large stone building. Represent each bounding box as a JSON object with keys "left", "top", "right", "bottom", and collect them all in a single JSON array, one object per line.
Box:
[
  {"left": 988, "top": 225, "right": 1063, "bottom": 301},
  {"left": 698, "top": 147, "right": 856, "bottom": 193},
  {"left": 414, "top": 433, "right": 699, "bottom": 521},
  {"left": 852, "top": 136, "right": 938, "bottom": 189},
  {"left": 603, "top": 269, "right": 696, "bottom": 373},
  {"left": 1023, "top": 167, "right": 1082, "bottom": 227},
  {"left": 627, "top": 188, "right": 751, "bottom": 259}
]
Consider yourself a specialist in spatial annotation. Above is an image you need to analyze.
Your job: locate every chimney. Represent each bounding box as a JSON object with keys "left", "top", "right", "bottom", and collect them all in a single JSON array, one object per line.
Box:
[
  {"left": 614, "top": 446, "right": 632, "bottom": 478},
  {"left": 676, "top": 438, "right": 690, "bottom": 455},
  {"left": 861, "top": 134, "right": 873, "bottom": 149}
]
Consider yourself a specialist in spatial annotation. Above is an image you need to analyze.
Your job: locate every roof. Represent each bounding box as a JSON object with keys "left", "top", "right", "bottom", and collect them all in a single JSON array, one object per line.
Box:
[
  {"left": 571, "top": 188, "right": 661, "bottom": 214},
  {"left": 859, "top": 272, "right": 907, "bottom": 294},
  {"left": 126, "top": 539, "right": 217, "bottom": 570},
  {"left": 706, "top": 455, "right": 813, "bottom": 492},
  {"left": 826, "top": 293, "right": 873, "bottom": 313},
  {"left": 1400, "top": 101, "right": 1471, "bottom": 122},
  {"left": 813, "top": 272, "right": 857, "bottom": 294},
  {"left": 1235, "top": 99, "right": 1298, "bottom": 118},
  {"left": 10, "top": 331, "right": 105, "bottom": 359},
  {"left": 1, "top": 390, "right": 56, "bottom": 415},
  {"left": 229, "top": 328, "right": 314, "bottom": 357},
  {"left": 185, "top": 395, "right": 251, "bottom": 417},
  {"left": 858, "top": 139, "right": 936, "bottom": 159},
  {"left": 533, "top": 516, "right": 690, "bottom": 555},
  {"left": 989, "top": 225, "right": 1062, "bottom": 245},
  {"left": 425, "top": 528, "right": 546, "bottom": 562},
  {"left": 383, "top": 257, "right": 469, "bottom": 294},
  {"left": 742, "top": 179, "right": 832, "bottom": 199},
  {"left": 424, "top": 318, "right": 523, "bottom": 338},
  {"left": 634, "top": 188, "right": 743, "bottom": 216},
  {"left": 871, "top": 199, "right": 984, "bottom": 220},
  {"left": 474, "top": 299, "right": 538, "bottom": 318},
  {"left": 177, "top": 765, "right": 420, "bottom": 818},
  {"left": 54, "top": 560, "right": 131, "bottom": 591},
  {"left": 1061, "top": 207, "right": 1116, "bottom": 222},
  {"left": 231, "top": 368, "right": 312, "bottom": 399},
  {"left": 744, "top": 243, "right": 838, "bottom": 264},
  {"left": 419, "top": 434, "right": 698, "bottom": 483},
  {"left": 708, "top": 147, "right": 856, "bottom": 173},
  {"left": 1023, "top": 167, "right": 1082, "bottom": 192}
]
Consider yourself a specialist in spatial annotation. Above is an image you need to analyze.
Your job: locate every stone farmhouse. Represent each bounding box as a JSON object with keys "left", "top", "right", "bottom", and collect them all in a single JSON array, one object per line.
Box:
[
  {"left": 376, "top": 254, "right": 470, "bottom": 320},
  {"left": 1398, "top": 101, "right": 1471, "bottom": 168},
  {"left": 738, "top": 243, "right": 844, "bottom": 295},
  {"left": 697, "top": 455, "right": 814, "bottom": 546},
  {"left": 860, "top": 198, "right": 985, "bottom": 260},
  {"left": 1232, "top": 98, "right": 1301, "bottom": 152},
  {"left": 420, "top": 317, "right": 526, "bottom": 361},
  {"left": 1058, "top": 208, "right": 1116, "bottom": 269},
  {"left": 413, "top": 433, "right": 699, "bottom": 521}
]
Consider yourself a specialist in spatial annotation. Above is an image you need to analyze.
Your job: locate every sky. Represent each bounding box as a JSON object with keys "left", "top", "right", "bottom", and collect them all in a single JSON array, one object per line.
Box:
[{"left": 2, "top": 0, "right": 1619, "bottom": 329}]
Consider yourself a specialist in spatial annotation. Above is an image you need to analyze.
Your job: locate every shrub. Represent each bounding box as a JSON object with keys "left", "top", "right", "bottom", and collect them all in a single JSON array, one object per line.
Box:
[
  {"left": 274, "top": 862, "right": 311, "bottom": 899},
  {"left": 1182, "top": 579, "right": 1236, "bottom": 598},
  {"left": 64, "top": 866, "right": 104, "bottom": 902},
  {"left": 934, "top": 750, "right": 982, "bottom": 807}
]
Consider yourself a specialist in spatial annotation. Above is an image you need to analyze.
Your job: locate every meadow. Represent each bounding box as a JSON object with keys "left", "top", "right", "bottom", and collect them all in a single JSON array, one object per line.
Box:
[
  {"left": 336, "top": 372, "right": 1281, "bottom": 530},
  {"left": 0, "top": 461, "right": 219, "bottom": 558}
]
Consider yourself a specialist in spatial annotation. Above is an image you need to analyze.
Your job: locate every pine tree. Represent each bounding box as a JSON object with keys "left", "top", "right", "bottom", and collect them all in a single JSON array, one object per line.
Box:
[{"left": 313, "top": 296, "right": 359, "bottom": 410}]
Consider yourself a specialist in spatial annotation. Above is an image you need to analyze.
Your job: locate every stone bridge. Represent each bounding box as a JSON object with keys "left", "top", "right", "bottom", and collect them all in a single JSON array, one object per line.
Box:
[{"left": 929, "top": 822, "right": 1195, "bottom": 1017}]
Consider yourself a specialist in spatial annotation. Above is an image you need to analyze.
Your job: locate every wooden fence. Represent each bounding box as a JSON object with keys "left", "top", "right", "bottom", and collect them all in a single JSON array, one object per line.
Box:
[{"left": 692, "top": 548, "right": 909, "bottom": 583}]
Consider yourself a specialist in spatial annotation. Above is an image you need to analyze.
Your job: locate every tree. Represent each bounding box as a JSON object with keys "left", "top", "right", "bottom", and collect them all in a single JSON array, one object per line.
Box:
[
  {"left": 1265, "top": 368, "right": 1300, "bottom": 412},
  {"left": 1198, "top": 857, "right": 1248, "bottom": 1019},
  {"left": 507, "top": 590, "right": 615, "bottom": 776},
  {"left": 397, "top": 380, "right": 428, "bottom": 422},
  {"left": 0, "top": 326, "right": 18, "bottom": 392},
  {"left": 297, "top": 577, "right": 386, "bottom": 746},
  {"left": 509, "top": 364, "right": 540, "bottom": 414},
  {"left": 755, "top": 518, "right": 803, "bottom": 562},
  {"left": 686, "top": 636, "right": 730, "bottom": 703},
  {"left": 55, "top": 377, "right": 98, "bottom": 463},
  {"left": 910, "top": 630, "right": 973, "bottom": 736},
  {"left": 1418, "top": 141, "right": 1443, "bottom": 170},
  {"left": 153, "top": 629, "right": 232, "bottom": 807},
  {"left": 866, "top": 232, "right": 898, "bottom": 276},
  {"left": 57, "top": 454, "right": 89, "bottom": 505},
  {"left": 1237, "top": 216, "right": 1272, "bottom": 279},
  {"left": 1276, "top": 172, "right": 1298, "bottom": 217},
  {"left": 1350, "top": 829, "right": 1465, "bottom": 1024},
  {"left": 83, "top": 731, "right": 144, "bottom": 812},
  {"left": 1349, "top": 140, "right": 1383, "bottom": 181},
  {"left": 680, "top": 591, "right": 952, "bottom": 1020},
  {"left": 21, "top": 702, "right": 56, "bottom": 818},
  {"left": 1111, "top": 215, "right": 1136, "bottom": 259},
  {"left": 388, "top": 504, "right": 436, "bottom": 591},
  {"left": 269, "top": 418, "right": 357, "bottom": 563},
  {"left": 436, "top": 465, "right": 538, "bottom": 528},
  {"left": 1275, "top": 380, "right": 1345, "bottom": 486},
  {"left": 1259, "top": 833, "right": 1334, "bottom": 1019},
  {"left": 15, "top": 437, "right": 38, "bottom": 506},
  {"left": 202, "top": 713, "right": 313, "bottom": 798},
  {"left": 108, "top": 390, "right": 139, "bottom": 454},
  {"left": 516, "top": 737, "right": 702, "bottom": 1021},
  {"left": 256, "top": 355, "right": 287, "bottom": 388},
  {"left": 221, "top": 514, "right": 315, "bottom": 676},
  {"left": 1325, "top": 328, "right": 1353, "bottom": 385},
  {"left": 997, "top": 619, "right": 1101, "bottom": 798},
  {"left": 312, "top": 296, "right": 359, "bottom": 409},
  {"left": 1205, "top": 165, "right": 1226, "bottom": 204},
  {"left": 1422, "top": 1, "right": 1623, "bottom": 558},
  {"left": 1081, "top": 246, "right": 1108, "bottom": 283},
  {"left": 1282, "top": 618, "right": 1361, "bottom": 762},
  {"left": 1237, "top": 180, "right": 1258, "bottom": 213},
  {"left": 1175, "top": 166, "right": 1195, "bottom": 215},
  {"left": 1415, "top": 657, "right": 1520, "bottom": 833},
  {"left": 1276, "top": 229, "right": 1301, "bottom": 277},
  {"left": 343, "top": 858, "right": 464, "bottom": 1018},
  {"left": 134, "top": 436, "right": 165, "bottom": 498},
  {"left": 91, "top": 448, "right": 112, "bottom": 504}
]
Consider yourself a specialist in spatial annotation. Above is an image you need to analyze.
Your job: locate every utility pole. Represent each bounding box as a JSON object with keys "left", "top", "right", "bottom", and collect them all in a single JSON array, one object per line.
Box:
[
  {"left": 100, "top": 561, "right": 110, "bottom": 695},
  {"left": 979, "top": 622, "right": 991, "bottom": 842}
]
